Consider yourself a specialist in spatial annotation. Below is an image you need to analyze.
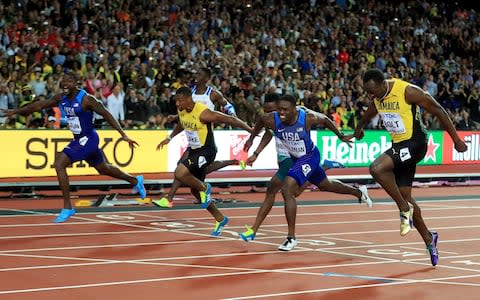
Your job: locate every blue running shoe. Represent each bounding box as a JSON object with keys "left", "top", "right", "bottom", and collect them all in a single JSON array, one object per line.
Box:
[
  {"left": 54, "top": 208, "right": 76, "bottom": 223},
  {"left": 211, "top": 216, "right": 229, "bottom": 236},
  {"left": 239, "top": 225, "right": 256, "bottom": 241},
  {"left": 427, "top": 231, "right": 439, "bottom": 266},
  {"left": 323, "top": 159, "right": 345, "bottom": 169},
  {"left": 200, "top": 183, "right": 212, "bottom": 209},
  {"left": 136, "top": 175, "right": 146, "bottom": 199}
]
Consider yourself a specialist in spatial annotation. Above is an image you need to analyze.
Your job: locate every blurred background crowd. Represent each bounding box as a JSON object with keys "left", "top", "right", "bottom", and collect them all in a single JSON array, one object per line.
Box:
[{"left": 0, "top": 0, "right": 479, "bottom": 131}]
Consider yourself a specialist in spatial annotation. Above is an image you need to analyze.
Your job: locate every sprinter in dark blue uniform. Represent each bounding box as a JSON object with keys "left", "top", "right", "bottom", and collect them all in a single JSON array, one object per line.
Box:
[
  {"left": 3, "top": 71, "right": 146, "bottom": 223},
  {"left": 250, "top": 94, "right": 371, "bottom": 251}
]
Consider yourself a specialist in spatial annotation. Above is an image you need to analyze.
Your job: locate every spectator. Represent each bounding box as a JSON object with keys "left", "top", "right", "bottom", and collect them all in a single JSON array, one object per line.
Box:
[
  {"left": 106, "top": 83, "right": 125, "bottom": 125},
  {"left": 0, "top": 0, "right": 478, "bottom": 131}
]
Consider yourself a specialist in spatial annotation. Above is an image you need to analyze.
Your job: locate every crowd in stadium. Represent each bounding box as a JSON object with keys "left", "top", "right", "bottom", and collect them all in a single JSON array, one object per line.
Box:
[{"left": 0, "top": 0, "right": 479, "bottom": 131}]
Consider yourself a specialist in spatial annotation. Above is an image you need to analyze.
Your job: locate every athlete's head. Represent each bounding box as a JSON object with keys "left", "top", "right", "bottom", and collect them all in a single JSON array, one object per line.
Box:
[
  {"left": 363, "top": 68, "right": 388, "bottom": 102},
  {"left": 263, "top": 93, "right": 280, "bottom": 113},
  {"left": 275, "top": 94, "right": 297, "bottom": 124},
  {"left": 195, "top": 67, "right": 211, "bottom": 86},
  {"left": 60, "top": 71, "right": 80, "bottom": 96},
  {"left": 175, "top": 86, "right": 194, "bottom": 111}
]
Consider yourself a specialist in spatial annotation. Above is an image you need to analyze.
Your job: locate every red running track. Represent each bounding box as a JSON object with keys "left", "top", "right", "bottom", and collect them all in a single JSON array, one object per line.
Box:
[{"left": 0, "top": 185, "right": 480, "bottom": 299}]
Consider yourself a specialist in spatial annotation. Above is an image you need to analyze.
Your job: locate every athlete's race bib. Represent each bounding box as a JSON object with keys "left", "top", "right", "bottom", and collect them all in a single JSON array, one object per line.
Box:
[
  {"left": 185, "top": 130, "right": 201, "bottom": 149},
  {"left": 275, "top": 137, "right": 290, "bottom": 157},
  {"left": 380, "top": 113, "right": 406, "bottom": 134},
  {"left": 283, "top": 140, "right": 307, "bottom": 158},
  {"left": 67, "top": 116, "right": 82, "bottom": 134}
]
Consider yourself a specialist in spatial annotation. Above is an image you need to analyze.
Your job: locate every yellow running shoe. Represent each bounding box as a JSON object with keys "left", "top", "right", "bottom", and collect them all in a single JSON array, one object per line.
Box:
[
  {"left": 152, "top": 197, "right": 173, "bottom": 208},
  {"left": 400, "top": 206, "right": 414, "bottom": 236},
  {"left": 239, "top": 160, "right": 246, "bottom": 170},
  {"left": 239, "top": 225, "right": 256, "bottom": 241}
]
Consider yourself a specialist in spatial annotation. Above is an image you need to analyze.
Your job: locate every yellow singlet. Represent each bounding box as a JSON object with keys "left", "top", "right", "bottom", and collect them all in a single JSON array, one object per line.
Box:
[
  {"left": 374, "top": 78, "right": 425, "bottom": 143},
  {"left": 178, "top": 102, "right": 215, "bottom": 149}
]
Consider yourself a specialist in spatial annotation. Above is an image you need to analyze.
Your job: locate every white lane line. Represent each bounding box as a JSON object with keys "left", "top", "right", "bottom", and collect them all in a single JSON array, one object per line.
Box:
[
  {"left": 0, "top": 204, "right": 478, "bottom": 227},
  {"left": 400, "top": 245, "right": 458, "bottom": 255},
  {"left": 223, "top": 281, "right": 413, "bottom": 299},
  {"left": 0, "top": 270, "right": 268, "bottom": 295}
]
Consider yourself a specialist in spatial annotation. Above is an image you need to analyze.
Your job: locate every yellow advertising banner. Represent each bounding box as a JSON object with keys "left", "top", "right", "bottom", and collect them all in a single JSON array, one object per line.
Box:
[{"left": 0, "top": 130, "right": 169, "bottom": 178}]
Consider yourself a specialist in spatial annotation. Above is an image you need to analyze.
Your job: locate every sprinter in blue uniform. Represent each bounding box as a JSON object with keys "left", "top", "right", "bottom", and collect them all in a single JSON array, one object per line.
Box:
[
  {"left": 3, "top": 71, "right": 146, "bottom": 223},
  {"left": 249, "top": 94, "right": 370, "bottom": 251}
]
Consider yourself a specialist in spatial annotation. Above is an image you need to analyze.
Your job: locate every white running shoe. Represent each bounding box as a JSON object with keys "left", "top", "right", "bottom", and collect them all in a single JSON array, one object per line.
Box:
[
  {"left": 278, "top": 237, "right": 297, "bottom": 251},
  {"left": 359, "top": 185, "right": 373, "bottom": 208}
]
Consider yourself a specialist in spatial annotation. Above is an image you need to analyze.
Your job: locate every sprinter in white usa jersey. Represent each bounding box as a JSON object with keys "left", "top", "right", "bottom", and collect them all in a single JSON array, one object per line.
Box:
[{"left": 191, "top": 67, "right": 236, "bottom": 116}]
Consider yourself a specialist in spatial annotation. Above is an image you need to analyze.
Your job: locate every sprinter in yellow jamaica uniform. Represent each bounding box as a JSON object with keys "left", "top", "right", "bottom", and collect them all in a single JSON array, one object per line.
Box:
[{"left": 348, "top": 68, "right": 467, "bottom": 266}]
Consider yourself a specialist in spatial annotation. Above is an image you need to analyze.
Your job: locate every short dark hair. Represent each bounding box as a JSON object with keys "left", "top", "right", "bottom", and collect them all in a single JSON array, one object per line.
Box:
[
  {"left": 64, "top": 70, "right": 80, "bottom": 82},
  {"left": 264, "top": 93, "right": 280, "bottom": 103},
  {"left": 277, "top": 94, "right": 296, "bottom": 106},
  {"left": 363, "top": 69, "right": 385, "bottom": 84},
  {"left": 176, "top": 86, "right": 192, "bottom": 97},
  {"left": 199, "top": 67, "right": 212, "bottom": 78}
]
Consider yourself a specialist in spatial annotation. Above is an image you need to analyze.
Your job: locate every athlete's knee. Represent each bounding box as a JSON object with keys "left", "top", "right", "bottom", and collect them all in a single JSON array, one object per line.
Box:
[
  {"left": 174, "top": 165, "right": 188, "bottom": 180},
  {"left": 94, "top": 162, "right": 111, "bottom": 175},
  {"left": 294, "top": 186, "right": 304, "bottom": 197},
  {"left": 280, "top": 184, "right": 295, "bottom": 199},
  {"left": 369, "top": 161, "right": 383, "bottom": 178},
  {"left": 53, "top": 157, "right": 69, "bottom": 170}
]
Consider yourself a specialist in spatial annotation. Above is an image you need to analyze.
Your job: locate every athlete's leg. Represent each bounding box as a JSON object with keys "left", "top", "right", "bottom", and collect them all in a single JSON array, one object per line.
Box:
[
  {"left": 281, "top": 176, "right": 299, "bottom": 239},
  {"left": 191, "top": 188, "right": 228, "bottom": 236},
  {"left": 401, "top": 186, "right": 438, "bottom": 265},
  {"left": 205, "top": 160, "right": 240, "bottom": 173},
  {"left": 94, "top": 162, "right": 137, "bottom": 185},
  {"left": 322, "top": 159, "right": 345, "bottom": 171},
  {"left": 316, "top": 178, "right": 360, "bottom": 198},
  {"left": 174, "top": 163, "right": 207, "bottom": 192},
  {"left": 252, "top": 176, "right": 283, "bottom": 232},
  {"left": 168, "top": 179, "right": 182, "bottom": 201},
  {"left": 52, "top": 152, "right": 78, "bottom": 223},
  {"left": 190, "top": 188, "right": 224, "bottom": 222},
  {"left": 369, "top": 153, "right": 410, "bottom": 212},
  {"left": 154, "top": 151, "right": 190, "bottom": 207},
  {"left": 400, "top": 186, "right": 431, "bottom": 244},
  {"left": 370, "top": 153, "right": 413, "bottom": 235},
  {"left": 314, "top": 178, "right": 372, "bottom": 207},
  {"left": 240, "top": 158, "right": 291, "bottom": 241},
  {"left": 53, "top": 152, "right": 74, "bottom": 210}
]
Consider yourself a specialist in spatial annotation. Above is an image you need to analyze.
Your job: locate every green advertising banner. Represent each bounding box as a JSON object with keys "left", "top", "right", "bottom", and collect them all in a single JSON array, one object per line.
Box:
[{"left": 315, "top": 130, "right": 444, "bottom": 167}]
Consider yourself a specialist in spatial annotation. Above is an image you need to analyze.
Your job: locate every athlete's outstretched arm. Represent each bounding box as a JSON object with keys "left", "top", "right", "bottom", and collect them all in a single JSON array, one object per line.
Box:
[
  {"left": 307, "top": 112, "right": 351, "bottom": 144},
  {"left": 157, "top": 122, "right": 184, "bottom": 150},
  {"left": 405, "top": 85, "right": 467, "bottom": 152},
  {"left": 200, "top": 109, "right": 252, "bottom": 133},
  {"left": 2, "top": 94, "right": 59, "bottom": 116},
  {"left": 350, "top": 100, "right": 378, "bottom": 140},
  {"left": 244, "top": 114, "right": 264, "bottom": 151},
  {"left": 211, "top": 90, "right": 236, "bottom": 116},
  {"left": 246, "top": 129, "right": 273, "bottom": 165},
  {"left": 85, "top": 95, "right": 138, "bottom": 148}
]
